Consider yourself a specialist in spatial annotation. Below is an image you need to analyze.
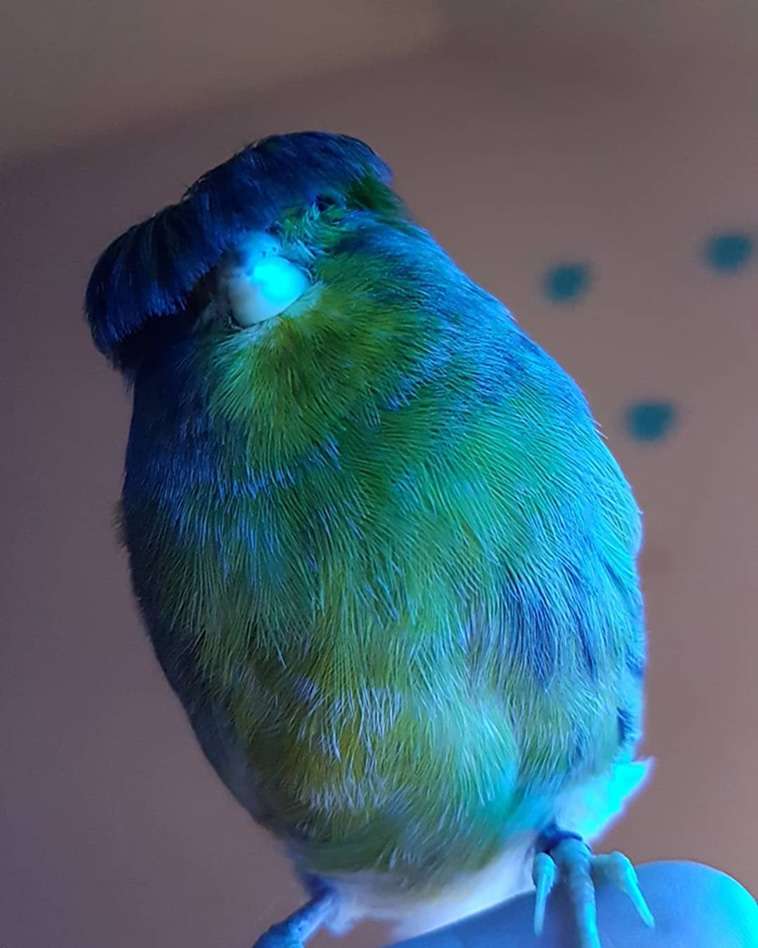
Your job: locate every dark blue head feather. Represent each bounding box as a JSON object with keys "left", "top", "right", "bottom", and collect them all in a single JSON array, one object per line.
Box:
[{"left": 85, "top": 131, "right": 392, "bottom": 361}]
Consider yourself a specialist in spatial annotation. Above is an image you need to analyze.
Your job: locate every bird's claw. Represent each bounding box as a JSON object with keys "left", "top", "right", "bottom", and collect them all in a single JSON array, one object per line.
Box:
[
  {"left": 532, "top": 851, "right": 557, "bottom": 934},
  {"left": 253, "top": 925, "right": 306, "bottom": 948},
  {"left": 532, "top": 837, "right": 654, "bottom": 948},
  {"left": 252, "top": 889, "right": 336, "bottom": 948},
  {"left": 592, "top": 851, "right": 655, "bottom": 928}
]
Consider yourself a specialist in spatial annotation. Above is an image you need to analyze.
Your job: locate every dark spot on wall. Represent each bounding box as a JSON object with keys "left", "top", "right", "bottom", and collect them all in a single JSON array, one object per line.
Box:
[
  {"left": 704, "top": 231, "right": 754, "bottom": 272},
  {"left": 542, "top": 262, "right": 591, "bottom": 302},
  {"left": 624, "top": 400, "right": 678, "bottom": 442}
]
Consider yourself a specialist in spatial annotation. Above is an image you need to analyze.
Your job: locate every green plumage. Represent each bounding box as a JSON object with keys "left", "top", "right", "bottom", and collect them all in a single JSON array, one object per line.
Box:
[{"left": 90, "top": 134, "right": 646, "bottom": 929}]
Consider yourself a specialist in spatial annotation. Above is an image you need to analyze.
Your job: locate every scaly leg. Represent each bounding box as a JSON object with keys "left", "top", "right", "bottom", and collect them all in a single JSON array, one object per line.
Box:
[
  {"left": 253, "top": 887, "right": 336, "bottom": 948},
  {"left": 532, "top": 826, "right": 654, "bottom": 948}
]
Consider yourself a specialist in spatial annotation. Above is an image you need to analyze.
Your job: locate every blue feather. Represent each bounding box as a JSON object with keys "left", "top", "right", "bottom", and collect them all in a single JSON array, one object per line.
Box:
[{"left": 85, "top": 131, "right": 392, "bottom": 359}]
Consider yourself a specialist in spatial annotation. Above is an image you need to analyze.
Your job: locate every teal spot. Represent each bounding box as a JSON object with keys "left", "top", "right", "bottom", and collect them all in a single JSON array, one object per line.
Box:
[
  {"left": 705, "top": 232, "right": 753, "bottom": 272},
  {"left": 625, "top": 401, "right": 678, "bottom": 442},
  {"left": 543, "top": 263, "right": 591, "bottom": 302}
]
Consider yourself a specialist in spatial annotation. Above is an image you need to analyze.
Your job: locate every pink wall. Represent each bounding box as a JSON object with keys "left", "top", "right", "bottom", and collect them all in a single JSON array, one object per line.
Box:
[{"left": 1, "top": 30, "right": 756, "bottom": 948}]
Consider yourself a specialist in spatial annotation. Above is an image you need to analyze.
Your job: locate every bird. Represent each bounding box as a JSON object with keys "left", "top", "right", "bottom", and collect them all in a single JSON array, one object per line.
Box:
[{"left": 85, "top": 131, "right": 654, "bottom": 948}]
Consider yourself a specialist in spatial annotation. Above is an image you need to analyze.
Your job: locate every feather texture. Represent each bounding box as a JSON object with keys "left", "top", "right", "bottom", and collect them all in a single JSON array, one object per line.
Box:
[
  {"left": 85, "top": 132, "right": 390, "bottom": 360},
  {"left": 92, "top": 132, "right": 647, "bottom": 931}
]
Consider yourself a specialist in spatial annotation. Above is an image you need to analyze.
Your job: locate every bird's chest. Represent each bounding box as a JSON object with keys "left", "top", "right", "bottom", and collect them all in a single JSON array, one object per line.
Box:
[{"left": 121, "top": 420, "right": 631, "bottom": 878}]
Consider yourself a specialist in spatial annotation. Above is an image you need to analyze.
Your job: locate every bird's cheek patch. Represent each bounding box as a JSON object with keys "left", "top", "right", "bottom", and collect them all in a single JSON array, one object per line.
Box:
[{"left": 220, "top": 231, "right": 312, "bottom": 327}]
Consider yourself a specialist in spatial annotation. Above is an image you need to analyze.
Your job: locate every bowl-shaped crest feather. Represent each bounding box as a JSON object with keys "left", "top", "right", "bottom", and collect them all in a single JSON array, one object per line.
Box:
[{"left": 85, "top": 131, "right": 393, "bottom": 361}]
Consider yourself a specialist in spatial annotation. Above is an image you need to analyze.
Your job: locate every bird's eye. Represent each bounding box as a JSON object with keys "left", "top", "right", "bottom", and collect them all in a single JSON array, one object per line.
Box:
[
  {"left": 219, "top": 231, "right": 312, "bottom": 327},
  {"left": 315, "top": 194, "right": 340, "bottom": 213}
]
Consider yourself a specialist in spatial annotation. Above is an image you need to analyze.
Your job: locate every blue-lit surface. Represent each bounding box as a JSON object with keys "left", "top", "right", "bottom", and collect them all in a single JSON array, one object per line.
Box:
[{"left": 251, "top": 258, "right": 309, "bottom": 304}]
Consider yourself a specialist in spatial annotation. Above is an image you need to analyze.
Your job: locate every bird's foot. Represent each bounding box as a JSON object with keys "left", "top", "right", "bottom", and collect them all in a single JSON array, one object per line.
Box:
[
  {"left": 532, "top": 831, "right": 654, "bottom": 948},
  {"left": 253, "top": 889, "right": 336, "bottom": 947}
]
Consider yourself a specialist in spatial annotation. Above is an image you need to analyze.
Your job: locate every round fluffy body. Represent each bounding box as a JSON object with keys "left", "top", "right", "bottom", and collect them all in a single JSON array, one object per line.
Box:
[{"left": 90, "top": 132, "right": 647, "bottom": 932}]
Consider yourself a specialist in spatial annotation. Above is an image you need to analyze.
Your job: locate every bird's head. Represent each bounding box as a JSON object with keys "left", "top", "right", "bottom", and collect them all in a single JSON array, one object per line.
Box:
[
  {"left": 85, "top": 130, "right": 441, "bottom": 362},
  {"left": 85, "top": 131, "right": 504, "bottom": 469}
]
